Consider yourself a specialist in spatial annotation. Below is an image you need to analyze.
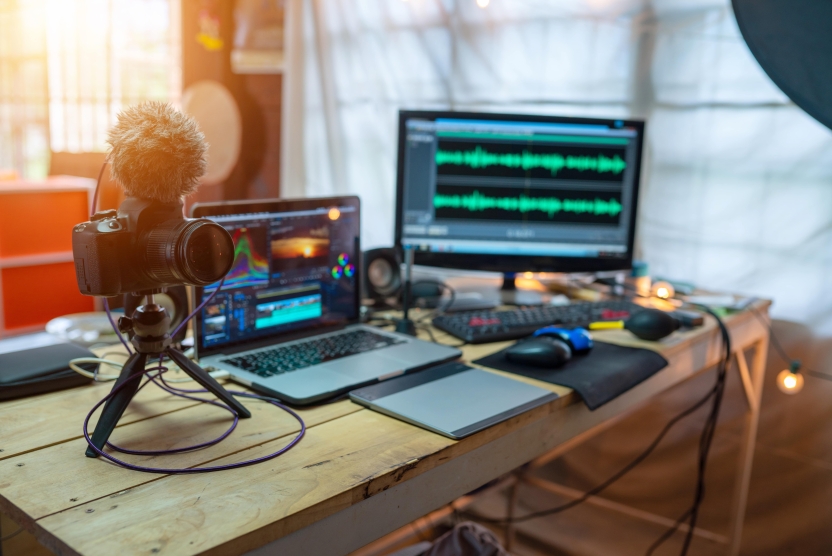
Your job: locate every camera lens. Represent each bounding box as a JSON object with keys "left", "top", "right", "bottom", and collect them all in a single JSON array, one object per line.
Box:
[
  {"left": 179, "top": 221, "right": 235, "bottom": 284},
  {"left": 144, "top": 219, "right": 234, "bottom": 286}
]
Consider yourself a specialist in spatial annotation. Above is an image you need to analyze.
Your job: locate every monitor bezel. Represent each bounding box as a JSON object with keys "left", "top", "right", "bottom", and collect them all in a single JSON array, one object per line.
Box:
[
  {"left": 394, "top": 110, "right": 645, "bottom": 274},
  {"left": 190, "top": 195, "right": 361, "bottom": 359}
]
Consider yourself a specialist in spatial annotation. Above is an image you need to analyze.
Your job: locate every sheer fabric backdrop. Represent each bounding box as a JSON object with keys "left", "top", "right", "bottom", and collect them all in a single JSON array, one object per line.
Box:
[
  {"left": 281, "top": 0, "right": 832, "bottom": 332},
  {"left": 280, "top": 1, "right": 832, "bottom": 550}
]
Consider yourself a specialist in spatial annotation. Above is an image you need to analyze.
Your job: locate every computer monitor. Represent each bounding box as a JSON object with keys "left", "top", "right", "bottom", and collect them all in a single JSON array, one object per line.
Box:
[{"left": 395, "top": 111, "right": 645, "bottom": 279}]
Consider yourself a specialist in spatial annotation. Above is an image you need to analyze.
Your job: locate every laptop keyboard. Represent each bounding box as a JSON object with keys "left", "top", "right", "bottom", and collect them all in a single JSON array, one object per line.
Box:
[{"left": 221, "top": 329, "right": 405, "bottom": 378}]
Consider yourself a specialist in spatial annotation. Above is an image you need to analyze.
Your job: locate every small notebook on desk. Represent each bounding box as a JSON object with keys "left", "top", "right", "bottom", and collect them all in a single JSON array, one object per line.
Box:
[
  {"left": 349, "top": 362, "right": 558, "bottom": 439},
  {"left": 0, "top": 333, "right": 94, "bottom": 401}
]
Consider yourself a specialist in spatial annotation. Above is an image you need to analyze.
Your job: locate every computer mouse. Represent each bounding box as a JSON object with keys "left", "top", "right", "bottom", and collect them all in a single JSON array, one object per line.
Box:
[
  {"left": 505, "top": 337, "right": 572, "bottom": 368},
  {"left": 532, "top": 326, "right": 594, "bottom": 354}
]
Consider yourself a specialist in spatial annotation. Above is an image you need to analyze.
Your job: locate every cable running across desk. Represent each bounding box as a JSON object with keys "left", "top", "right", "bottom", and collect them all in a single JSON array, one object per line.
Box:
[
  {"left": 460, "top": 307, "right": 732, "bottom": 556},
  {"left": 78, "top": 173, "right": 307, "bottom": 472},
  {"left": 81, "top": 276, "right": 307, "bottom": 474},
  {"left": 82, "top": 358, "right": 306, "bottom": 473}
]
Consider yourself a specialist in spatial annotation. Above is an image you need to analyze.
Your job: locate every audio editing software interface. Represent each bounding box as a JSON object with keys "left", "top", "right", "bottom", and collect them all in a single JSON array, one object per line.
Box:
[
  {"left": 198, "top": 205, "right": 358, "bottom": 350},
  {"left": 400, "top": 116, "right": 641, "bottom": 259}
]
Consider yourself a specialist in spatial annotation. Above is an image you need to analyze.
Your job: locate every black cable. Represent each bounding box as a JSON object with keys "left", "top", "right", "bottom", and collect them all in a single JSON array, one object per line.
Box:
[
  {"left": 806, "top": 369, "right": 832, "bottom": 382},
  {"left": 414, "top": 323, "right": 468, "bottom": 348},
  {"left": 748, "top": 308, "right": 832, "bottom": 383},
  {"left": 645, "top": 507, "right": 693, "bottom": 555},
  {"left": 417, "top": 323, "right": 439, "bottom": 344},
  {"left": 412, "top": 280, "right": 457, "bottom": 324},
  {"left": 459, "top": 380, "right": 719, "bottom": 525},
  {"left": 646, "top": 306, "right": 730, "bottom": 556},
  {"left": 0, "top": 526, "right": 23, "bottom": 543},
  {"left": 749, "top": 308, "right": 793, "bottom": 364},
  {"left": 458, "top": 306, "right": 731, "bottom": 556}
]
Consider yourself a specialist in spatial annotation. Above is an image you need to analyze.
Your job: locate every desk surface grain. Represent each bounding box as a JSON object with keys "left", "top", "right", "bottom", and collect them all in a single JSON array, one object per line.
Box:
[{"left": 0, "top": 301, "right": 770, "bottom": 556}]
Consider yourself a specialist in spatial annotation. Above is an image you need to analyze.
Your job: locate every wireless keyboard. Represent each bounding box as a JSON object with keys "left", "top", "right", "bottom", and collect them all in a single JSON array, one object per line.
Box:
[{"left": 432, "top": 300, "right": 647, "bottom": 344}]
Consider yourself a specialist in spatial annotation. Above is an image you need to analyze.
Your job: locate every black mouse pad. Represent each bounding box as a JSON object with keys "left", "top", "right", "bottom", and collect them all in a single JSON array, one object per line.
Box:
[{"left": 473, "top": 341, "right": 668, "bottom": 410}]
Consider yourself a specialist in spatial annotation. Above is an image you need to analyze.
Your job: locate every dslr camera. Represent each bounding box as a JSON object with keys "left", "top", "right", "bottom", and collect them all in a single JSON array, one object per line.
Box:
[{"left": 72, "top": 197, "right": 234, "bottom": 297}]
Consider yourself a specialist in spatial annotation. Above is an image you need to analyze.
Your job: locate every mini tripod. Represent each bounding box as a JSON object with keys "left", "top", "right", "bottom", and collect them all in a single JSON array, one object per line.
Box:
[{"left": 85, "top": 296, "right": 251, "bottom": 458}]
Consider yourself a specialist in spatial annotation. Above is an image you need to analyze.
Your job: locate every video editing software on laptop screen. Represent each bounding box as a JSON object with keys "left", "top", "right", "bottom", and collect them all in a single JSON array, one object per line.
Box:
[{"left": 194, "top": 201, "right": 360, "bottom": 355}]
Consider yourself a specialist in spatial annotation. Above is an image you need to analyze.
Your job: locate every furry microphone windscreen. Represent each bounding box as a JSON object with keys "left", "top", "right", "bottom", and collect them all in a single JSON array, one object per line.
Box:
[{"left": 107, "top": 102, "right": 207, "bottom": 203}]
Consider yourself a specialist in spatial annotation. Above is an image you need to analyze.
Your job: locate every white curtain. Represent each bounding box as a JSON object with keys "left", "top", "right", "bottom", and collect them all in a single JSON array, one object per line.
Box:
[{"left": 281, "top": 0, "right": 832, "bottom": 332}]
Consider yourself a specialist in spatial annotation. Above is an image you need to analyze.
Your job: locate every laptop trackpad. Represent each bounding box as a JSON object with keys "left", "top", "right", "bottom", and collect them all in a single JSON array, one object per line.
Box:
[
  {"left": 320, "top": 354, "right": 404, "bottom": 382},
  {"left": 272, "top": 368, "right": 355, "bottom": 399}
]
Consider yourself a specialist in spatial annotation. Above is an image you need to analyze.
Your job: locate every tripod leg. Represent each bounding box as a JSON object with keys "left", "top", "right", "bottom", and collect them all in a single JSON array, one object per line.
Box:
[
  {"left": 86, "top": 352, "right": 148, "bottom": 457},
  {"left": 166, "top": 348, "right": 252, "bottom": 418}
]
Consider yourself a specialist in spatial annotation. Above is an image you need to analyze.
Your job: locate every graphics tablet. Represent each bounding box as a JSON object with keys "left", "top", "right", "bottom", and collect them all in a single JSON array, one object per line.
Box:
[{"left": 349, "top": 362, "right": 558, "bottom": 439}]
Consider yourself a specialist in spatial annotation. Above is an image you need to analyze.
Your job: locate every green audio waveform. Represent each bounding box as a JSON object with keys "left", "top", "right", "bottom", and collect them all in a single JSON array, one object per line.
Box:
[
  {"left": 435, "top": 146, "right": 627, "bottom": 176},
  {"left": 433, "top": 190, "right": 622, "bottom": 218}
]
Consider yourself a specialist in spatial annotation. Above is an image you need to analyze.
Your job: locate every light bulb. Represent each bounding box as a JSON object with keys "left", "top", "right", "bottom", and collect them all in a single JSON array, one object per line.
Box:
[
  {"left": 777, "top": 369, "right": 804, "bottom": 394},
  {"left": 651, "top": 280, "right": 675, "bottom": 300},
  {"left": 476, "top": 0, "right": 489, "bottom": 7}
]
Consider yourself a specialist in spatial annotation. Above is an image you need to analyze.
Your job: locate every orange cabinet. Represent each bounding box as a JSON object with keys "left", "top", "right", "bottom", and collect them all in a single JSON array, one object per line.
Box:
[{"left": 0, "top": 177, "right": 96, "bottom": 336}]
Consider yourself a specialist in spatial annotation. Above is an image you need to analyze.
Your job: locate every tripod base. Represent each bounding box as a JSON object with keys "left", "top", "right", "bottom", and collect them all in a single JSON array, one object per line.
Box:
[{"left": 85, "top": 347, "right": 250, "bottom": 458}]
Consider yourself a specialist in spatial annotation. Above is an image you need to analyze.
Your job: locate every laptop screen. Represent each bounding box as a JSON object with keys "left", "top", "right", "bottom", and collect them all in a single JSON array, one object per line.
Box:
[{"left": 192, "top": 197, "right": 360, "bottom": 356}]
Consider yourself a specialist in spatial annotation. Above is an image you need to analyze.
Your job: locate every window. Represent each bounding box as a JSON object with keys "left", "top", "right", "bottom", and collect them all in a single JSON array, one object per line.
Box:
[
  {"left": 0, "top": 0, "right": 181, "bottom": 178},
  {"left": 0, "top": 0, "right": 49, "bottom": 178}
]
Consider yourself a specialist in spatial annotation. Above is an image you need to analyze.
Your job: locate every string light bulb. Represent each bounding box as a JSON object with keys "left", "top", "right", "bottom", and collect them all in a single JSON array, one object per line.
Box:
[
  {"left": 777, "top": 361, "right": 804, "bottom": 395},
  {"left": 476, "top": 0, "right": 489, "bottom": 7},
  {"left": 651, "top": 280, "right": 675, "bottom": 300}
]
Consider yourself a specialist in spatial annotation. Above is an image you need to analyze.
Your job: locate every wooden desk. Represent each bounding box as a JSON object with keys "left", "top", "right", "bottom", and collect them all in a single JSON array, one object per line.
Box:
[{"left": 0, "top": 301, "right": 770, "bottom": 556}]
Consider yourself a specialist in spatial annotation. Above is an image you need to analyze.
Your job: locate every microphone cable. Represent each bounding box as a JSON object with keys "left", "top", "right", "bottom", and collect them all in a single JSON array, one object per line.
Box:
[{"left": 80, "top": 279, "right": 307, "bottom": 473}]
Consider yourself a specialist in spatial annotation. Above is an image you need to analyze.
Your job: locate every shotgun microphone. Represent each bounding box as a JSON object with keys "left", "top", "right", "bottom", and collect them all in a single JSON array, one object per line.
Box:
[
  {"left": 107, "top": 101, "right": 208, "bottom": 203},
  {"left": 72, "top": 102, "right": 233, "bottom": 297}
]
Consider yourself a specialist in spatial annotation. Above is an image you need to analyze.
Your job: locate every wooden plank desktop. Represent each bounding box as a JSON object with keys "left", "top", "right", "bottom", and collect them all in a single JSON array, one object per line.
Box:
[{"left": 0, "top": 299, "right": 770, "bottom": 556}]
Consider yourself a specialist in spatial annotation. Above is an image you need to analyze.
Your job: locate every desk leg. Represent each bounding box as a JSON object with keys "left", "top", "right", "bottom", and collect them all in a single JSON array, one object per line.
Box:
[
  {"left": 727, "top": 337, "right": 768, "bottom": 556},
  {"left": 504, "top": 476, "right": 520, "bottom": 551}
]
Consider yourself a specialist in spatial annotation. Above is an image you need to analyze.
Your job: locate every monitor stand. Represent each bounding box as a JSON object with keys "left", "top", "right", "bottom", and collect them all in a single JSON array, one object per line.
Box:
[{"left": 500, "top": 274, "right": 545, "bottom": 306}]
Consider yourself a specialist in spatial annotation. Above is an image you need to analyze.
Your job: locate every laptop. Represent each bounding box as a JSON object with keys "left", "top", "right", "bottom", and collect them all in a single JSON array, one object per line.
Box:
[{"left": 191, "top": 196, "right": 461, "bottom": 405}]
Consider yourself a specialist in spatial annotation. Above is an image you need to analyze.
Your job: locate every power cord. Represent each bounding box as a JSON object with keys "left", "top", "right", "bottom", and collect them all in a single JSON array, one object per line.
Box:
[
  {"left": 362, "top": 280, "right": 466, "bottom": 346},
  {"left": 646, "top": 305, "right": 729, "bottom": 555},
  {"left": 411, "top": 280, "right": 456, "bottom": 323},
  {"left": 0, "top": 526, "right": 23, "bottom": 543},
  {"left": 749, "top": 308, "right": 832, "bottom": 383},
  {"left": 68, "top": 354, "right": 229, "bottom": 383},
  {"left": 459, "top": 307, "right": 732, "bottom": 556},
  {"left": 362, "top": 280, "right": 457, "bottom": 325},
  {"left": 459, "top": 380, "right": 719, "bottom": 525}
]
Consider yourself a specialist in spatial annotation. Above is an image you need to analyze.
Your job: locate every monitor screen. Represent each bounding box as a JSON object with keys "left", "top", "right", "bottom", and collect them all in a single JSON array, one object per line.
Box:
[
  {"left": 395, "top": 111, "right": 645, "bottom": 273},
  {"left": 192, "top": 197, "right": 360, "bottom": 356}
]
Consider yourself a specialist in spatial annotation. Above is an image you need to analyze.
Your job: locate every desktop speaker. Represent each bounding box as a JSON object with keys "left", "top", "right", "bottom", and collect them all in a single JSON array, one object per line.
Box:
[
  {"left": 363, "top": 248, "right": 402, "bottom": 304},
  {"left": 123, "top": 286, "right": 189, "bottom": 345}
]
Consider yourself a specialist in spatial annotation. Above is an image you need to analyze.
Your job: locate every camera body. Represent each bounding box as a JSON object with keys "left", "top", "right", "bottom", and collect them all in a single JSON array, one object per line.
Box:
[{"left": 72, "top": 197, "right": 234, "bottom": 297}]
